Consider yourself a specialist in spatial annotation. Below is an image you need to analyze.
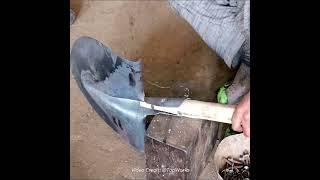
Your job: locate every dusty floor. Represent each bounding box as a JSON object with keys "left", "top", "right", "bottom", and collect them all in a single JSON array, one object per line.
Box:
[{"left": 70, "top": 0, "right": 234, "bottom": 179}]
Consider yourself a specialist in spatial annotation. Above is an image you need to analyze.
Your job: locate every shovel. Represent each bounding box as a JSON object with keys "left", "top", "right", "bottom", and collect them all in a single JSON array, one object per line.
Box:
[{"left": 71, "top": 37, "right": 235, "bottom": 151}]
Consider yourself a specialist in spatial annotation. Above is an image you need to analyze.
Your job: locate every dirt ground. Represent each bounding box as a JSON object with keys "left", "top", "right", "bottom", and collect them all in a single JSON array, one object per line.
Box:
[{"left": 70, "top": 1, "right": 233, "bottom": 179}]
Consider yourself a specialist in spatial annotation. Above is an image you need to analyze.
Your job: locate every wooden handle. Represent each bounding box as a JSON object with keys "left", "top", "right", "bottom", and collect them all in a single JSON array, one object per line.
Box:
[
  {"left": 177, "top": 100, "right": 235, "bottom": 124},
  {"left": 140, "top": 99, "right": 235, "bottom": 124}
]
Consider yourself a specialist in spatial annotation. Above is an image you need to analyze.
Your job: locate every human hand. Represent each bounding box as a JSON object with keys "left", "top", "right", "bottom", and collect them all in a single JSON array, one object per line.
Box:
[{"left": 231, "top": 92, "right": 250, "bottom": 137}]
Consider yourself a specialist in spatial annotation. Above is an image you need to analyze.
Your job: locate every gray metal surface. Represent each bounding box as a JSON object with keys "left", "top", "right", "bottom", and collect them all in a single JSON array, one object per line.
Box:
[
  {"left": 71, "top": 37, "right": 150, "bottom": 151},
  {"left": 70, "top": 37, "right": 185, "bottom": 151}
]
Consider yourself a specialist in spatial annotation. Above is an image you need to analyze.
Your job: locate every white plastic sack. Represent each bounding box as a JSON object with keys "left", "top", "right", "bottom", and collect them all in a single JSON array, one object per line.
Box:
[{"left": 213, "top": 133, "right": 250, "bottom": 180}]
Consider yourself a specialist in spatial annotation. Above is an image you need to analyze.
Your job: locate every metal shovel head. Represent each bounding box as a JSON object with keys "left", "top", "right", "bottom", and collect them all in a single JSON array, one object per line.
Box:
[{"left": 70, "top": 36, "right": 156, "bottom": 151}]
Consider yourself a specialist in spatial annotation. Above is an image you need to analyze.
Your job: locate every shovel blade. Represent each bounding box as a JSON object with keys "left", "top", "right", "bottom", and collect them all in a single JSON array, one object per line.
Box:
[{"left": 71, "top": 36, "right": 150, "bottom": 151}]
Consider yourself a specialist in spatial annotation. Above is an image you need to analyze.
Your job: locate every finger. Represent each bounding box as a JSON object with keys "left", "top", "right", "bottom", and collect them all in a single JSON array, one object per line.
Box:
[
  {"left": 232, "top": 109, "right": 243, "bottom": 132},
  {"left": 244, "top": 110, "right": 250, "bottom": 120},
  {"left": 242, "top": 111, "right": 250, "bottom": 137}
]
